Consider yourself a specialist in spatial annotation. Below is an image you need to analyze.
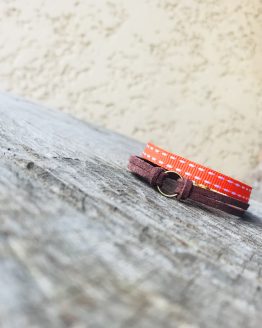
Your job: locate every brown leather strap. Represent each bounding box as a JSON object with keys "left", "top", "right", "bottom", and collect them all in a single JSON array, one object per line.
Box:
[{"left": 128, "top": 156, "right": 249, "bottom": 217}]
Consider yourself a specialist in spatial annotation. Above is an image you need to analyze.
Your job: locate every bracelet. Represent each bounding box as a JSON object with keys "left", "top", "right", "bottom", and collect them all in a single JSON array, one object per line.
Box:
[
  {"left": 128, "top": 155, "right": 250, "bottom": 217},
  {"left": 142, "top": 142, "right": 252, "bottom": 204}
]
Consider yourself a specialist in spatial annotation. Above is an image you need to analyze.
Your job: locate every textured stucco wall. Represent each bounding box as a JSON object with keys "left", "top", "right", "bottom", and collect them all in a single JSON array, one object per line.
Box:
[{"left": 0, "top": 0, "right": 262, "bottom": 180}]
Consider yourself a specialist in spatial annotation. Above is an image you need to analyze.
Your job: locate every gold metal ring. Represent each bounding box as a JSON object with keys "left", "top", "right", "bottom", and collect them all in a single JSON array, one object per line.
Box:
[{"left": 157, "top": 171, "right": 182, "bottom": 198}]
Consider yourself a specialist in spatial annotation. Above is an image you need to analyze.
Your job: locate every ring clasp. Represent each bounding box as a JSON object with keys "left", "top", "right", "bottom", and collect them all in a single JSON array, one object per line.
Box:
[{"left": 156, "top": 171, "right": 182, "bottom": 198}]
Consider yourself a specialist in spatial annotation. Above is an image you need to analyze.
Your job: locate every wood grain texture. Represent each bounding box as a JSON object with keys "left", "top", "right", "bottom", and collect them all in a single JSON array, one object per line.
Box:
[{"left": 0, "top": 91, "right": 261, "bottom": 328}]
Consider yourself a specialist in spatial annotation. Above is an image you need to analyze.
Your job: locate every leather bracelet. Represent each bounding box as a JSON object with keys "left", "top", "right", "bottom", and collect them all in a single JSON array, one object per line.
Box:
[
  {"left": 128, "top": 155, "right": 250, "bottom": 217},
  {"left": 142, "top": 142, "right": 252, "bottom": 204}
]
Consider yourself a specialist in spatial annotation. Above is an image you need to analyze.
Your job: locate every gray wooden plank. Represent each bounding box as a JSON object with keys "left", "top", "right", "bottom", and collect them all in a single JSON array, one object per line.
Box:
[{"left": 0, "top": 91, "right": 261, "bottom": 328}]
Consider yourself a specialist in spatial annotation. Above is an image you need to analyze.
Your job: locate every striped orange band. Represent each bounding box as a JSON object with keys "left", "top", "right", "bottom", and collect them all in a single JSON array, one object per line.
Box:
[{"left": 142, "top": 142, "right": 252, "bottom": 203}]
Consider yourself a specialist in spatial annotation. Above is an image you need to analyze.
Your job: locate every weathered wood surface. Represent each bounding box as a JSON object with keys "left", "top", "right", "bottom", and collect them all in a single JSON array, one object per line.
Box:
[{"left": 0, "top": 91, "right": 262, "bottom": 328}]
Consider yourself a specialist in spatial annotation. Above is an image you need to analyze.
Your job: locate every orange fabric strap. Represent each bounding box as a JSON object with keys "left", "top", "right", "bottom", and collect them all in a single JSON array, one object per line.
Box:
[{"left": 142, "top": 142, "right": 252, "bottom": 204}]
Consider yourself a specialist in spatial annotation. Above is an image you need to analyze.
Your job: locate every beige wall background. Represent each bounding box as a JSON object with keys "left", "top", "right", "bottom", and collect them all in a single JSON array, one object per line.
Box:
[{"left": 0, "top": 0, "right": 262, "bottom": 181}]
